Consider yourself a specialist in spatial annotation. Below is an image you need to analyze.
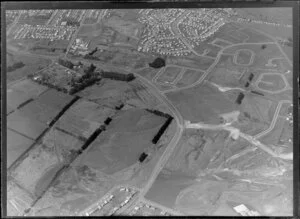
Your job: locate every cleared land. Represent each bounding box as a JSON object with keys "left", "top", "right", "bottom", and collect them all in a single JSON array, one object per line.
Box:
[
  {"left": 104, "top": 14, "right": 142, "bottom": 39},
  {"left": 10, "top": 143, "right": 61, "bottom": 196},
  {"left": 157, "top": 66, "right": 182, "bottom": 84},
  {"left": 167, "top": 55, "right": 215, "bottom": 71},
  {"left": 211, "top": 23, "right": 246, "bottom": 44},
  {"left": 207, "top": 54, "right": 247, "bottom": 88},
  {"left": 136, "top": 67, "right": 159, "bottom": 81},
  {"left": 235, "top": 49, "right": 253, "bottom": 66},
  {"left": 212, "top": 39, "right": 232, "bottom": 47},
  {"left": 233, "top": 94, "right": 274, "bottom": 136},
  {"left": 145, "top": 129, "right": 231, "bottom": 211},
  {"left": 223, "top": 44, "right": 283, "bottom": 70},
  {"left": 257, "top": 74, "right": 286, "bottom": 92},
  {"left": 166, "top": 83, "right": 237, "bottom": 124},
  {"left": 176, "top": 69, "right": 204, "bottom": 88}
]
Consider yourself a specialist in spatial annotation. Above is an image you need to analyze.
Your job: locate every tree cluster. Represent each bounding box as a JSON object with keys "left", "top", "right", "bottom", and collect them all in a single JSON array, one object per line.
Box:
[
  {"left": 58, "top": 58, "right": 74, "bottom": 69},
  {"left": 149, "top": 57, "right": 166, "bottom": 69},
  {"left": 69, "top": 64, "right": 101, "bottom": 94},
  {"left": 7, "top": 61, "right": 25, "bottom": 72}
]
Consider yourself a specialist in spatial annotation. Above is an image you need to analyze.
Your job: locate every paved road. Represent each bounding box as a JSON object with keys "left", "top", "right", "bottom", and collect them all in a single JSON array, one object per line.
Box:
[
  {"left": 254, "top": 100, "right": 292, "bottom": 139},
  {"left": 185, "top": 120, "right": 292, "bottom": 160},
  {"left": 163, "top": 42, "right": 276, "bottom": 94}
]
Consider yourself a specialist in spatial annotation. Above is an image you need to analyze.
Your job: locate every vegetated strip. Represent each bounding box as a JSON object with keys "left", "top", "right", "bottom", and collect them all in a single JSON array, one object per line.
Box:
[
  {"left": 251, "top": 90, "right": 264, "bottom": 96},
  {"left": 146, "top": 109, "right": 171, "bottom": 119},
  {"left": 152, "top": 116, "right": 173, "bottom": 144},
  {"left": 17, "top": 98, "right": 34, "bottom": 110},
  {"left": 48, "top": 96, "right": 80, "bottom": 127},
  {"left": 55, "top": 126, "right": 87, "bottom": 142}
]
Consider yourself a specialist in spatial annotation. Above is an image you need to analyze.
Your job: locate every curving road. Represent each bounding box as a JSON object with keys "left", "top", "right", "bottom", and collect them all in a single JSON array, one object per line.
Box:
[{"left": 185, "top": 120, "right": 293, "bottom": 160}]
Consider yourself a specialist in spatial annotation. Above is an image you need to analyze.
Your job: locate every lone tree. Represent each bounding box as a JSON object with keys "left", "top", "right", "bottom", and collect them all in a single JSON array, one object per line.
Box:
[
  {"left": 149, "top": 57, "right": 166, "bottom": 69},
  {"left": 261, "top": 44, "right": 267, "bottom": 50}
]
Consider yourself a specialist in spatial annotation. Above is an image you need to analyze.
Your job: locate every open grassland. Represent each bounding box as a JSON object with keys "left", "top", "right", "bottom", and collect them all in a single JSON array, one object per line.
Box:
[
  {"left": 235, "top": 49, "right": 253, "bottom": 66},
  {"left": 157, "top": 66, "right": 182, "bottom": 84},
  {"left": 78, "top": 79, "right": 134, "bottom": 108},
  {"left": 103, "top": 14, "right": 142, "bottom": 39},
  {"left": 78, "top": 23, "right": 102, "bottom": 36},
  {"left": 167, "top": 55, "right": 215, "bottom": 71},
  {"left": 212, "top": 22, "right": 245, "bottom": 44},
  {"left": 7, "top": 180, "right": 35, "bottom": 216},
  {"left": 259, "top": 117, "right": 286, "bottom": 146},
  {"left": 6, "top": 51, "right": 52, "bottom": 83},
  {"left": 145, "top": 129, "right": 231, "bottom": 211},
  {"left": 235, "top": 8, "right": 292, "bottom": 26},
  {"left": 8, "top": 89, "right": 74, "bottom": 140},
  {"left": 224, "top": 43, "right": 284, "bottom": 70},
  {"left": 56, "top": 99, "right": 115, "bottom": 139},
  {"left": 136, "top": 67, "right": 159, "bottom": 81},
  {"left": 176, "top": 69, "right": 204, "bottom": 88},
  {"left": 166, "top": 83, "right": 237, "bottom": 124},
  {"left": 257, "top": 74, "right": 286, "bottom": 92},
  {"left": 7, "top": 79, "right": 49, "bottom": 114},
  {"left": 233, "top": 94, "right": 274, "bottom": 136},
  {"left": 7, "top": 129, "right": 34, "bottom": 168},
  {"left": 207, "top": 54, "right": 247, "bottom": 88}
]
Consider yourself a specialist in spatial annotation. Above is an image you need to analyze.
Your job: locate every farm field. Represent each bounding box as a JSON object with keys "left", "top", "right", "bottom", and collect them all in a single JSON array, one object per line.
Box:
[
  {"left": 77, "top": 79, "right": 135, "bottom": 108},
  {"left": 7, "top": 79, "right": 49, "bottom": 114},
  {"left": 27, "top": 108, "right": 174, "bottom": 216},
  {"left": 6, "top": 51, "right": 52, "bottom": 83},
  {"left": 56, "top": 99, "right": 115, "bottom": 139},
  {"left": 7, "top": 129, "right": 34, "bottom": 168},
  {"left": 7, "top": 89, "right": 74, "bottom": 139},
  {"left": 9, "top": 127, "right": 85, "bottom": 201},
  {"left": 73, "top": 108, "right": 166, "bottom": 174}
]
